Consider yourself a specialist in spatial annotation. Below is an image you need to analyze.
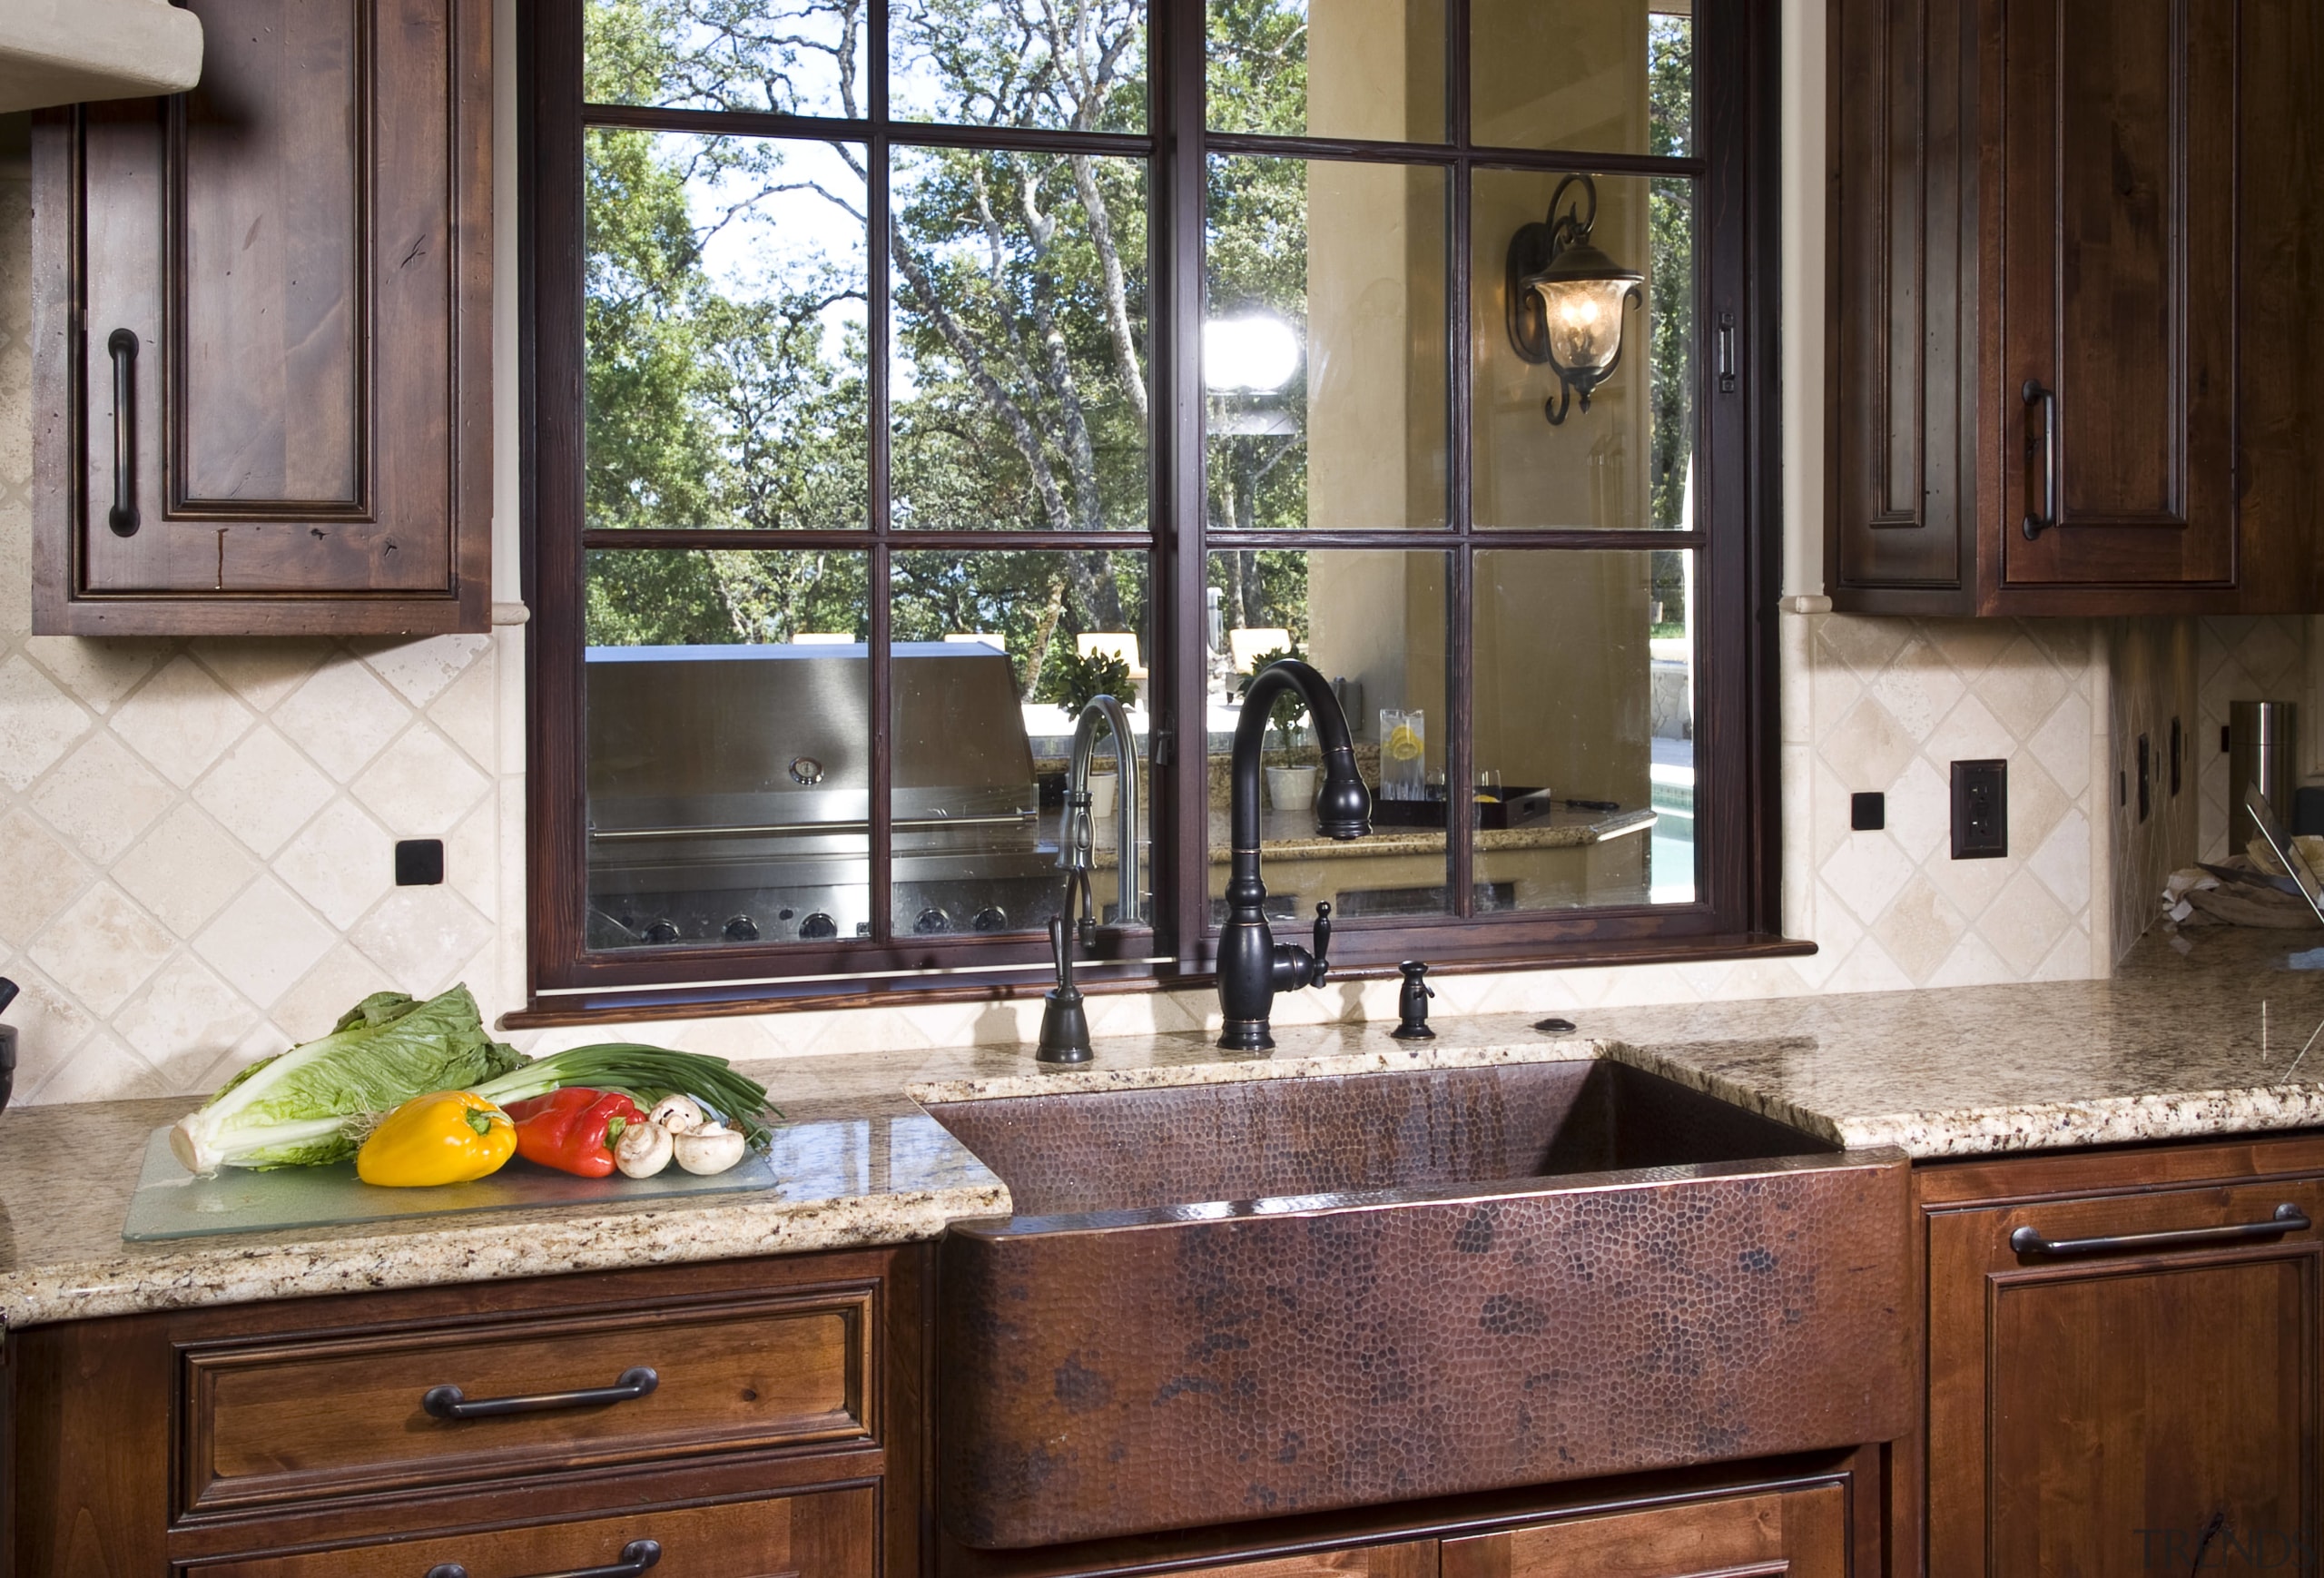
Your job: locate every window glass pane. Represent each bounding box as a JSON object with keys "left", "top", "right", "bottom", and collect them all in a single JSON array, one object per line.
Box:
[
  {"left": 585, "top": 548, "right": 873, "bottom": 951},
  {"left": 890, "top": 0, "right": 1147, "bottom": 131},
  {"left": 1472, "top": 169, "right": 1693, "bottom": 530},
  {"left": 1206, "top": 0, "right": 1447, "bottom": 143},
  {"left": 890, "top": 148, "right": 1150, "bottom": 529},
  {"left": 1206, "top": 158, "right": 1448, "bottom": 531},
  {"left": 585, "top": 0, "right": 868, "bottom": 117},
  {"left": 1470, "top": 0, "right": 1692, "bottom": 155},
  {"left": 586, "top": 131, "right": 869, "bottom": 532},
  {"left": 1472, "top": 548, "right": 1694, "bottom": 911},
  {"left": 891, "top": 549, "right": 1150, "bottom": 938},
  {"left": 1206, "top": 549, "right": 1451, "bottom": 923}
]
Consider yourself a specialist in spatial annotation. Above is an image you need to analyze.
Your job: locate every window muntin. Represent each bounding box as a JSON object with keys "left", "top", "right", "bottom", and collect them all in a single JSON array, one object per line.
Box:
[{"left": 540, "top": 0, "right": 1758, "bottom": 999}]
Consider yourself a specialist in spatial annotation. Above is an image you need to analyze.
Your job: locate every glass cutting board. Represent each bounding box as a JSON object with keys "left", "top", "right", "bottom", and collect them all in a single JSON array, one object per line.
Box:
[{"left": 120, "top": 1118, "right": 885, "bottom": 1241}]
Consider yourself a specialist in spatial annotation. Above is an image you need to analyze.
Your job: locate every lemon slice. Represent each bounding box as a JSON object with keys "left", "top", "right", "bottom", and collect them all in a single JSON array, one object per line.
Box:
[{"left": 1385, "top": 725, "right": 1423, "bottom": 762}]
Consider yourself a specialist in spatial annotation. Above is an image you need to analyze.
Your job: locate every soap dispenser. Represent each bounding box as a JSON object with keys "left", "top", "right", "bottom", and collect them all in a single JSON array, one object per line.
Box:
[{"left": 1391, "top": 961, "right": 1435, "bottom": 1040}]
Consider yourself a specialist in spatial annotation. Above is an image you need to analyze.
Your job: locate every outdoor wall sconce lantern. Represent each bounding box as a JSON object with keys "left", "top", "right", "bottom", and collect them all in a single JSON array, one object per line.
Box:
[{"left": 1506, "top": 173, "right": 1642, "bottom": 425}]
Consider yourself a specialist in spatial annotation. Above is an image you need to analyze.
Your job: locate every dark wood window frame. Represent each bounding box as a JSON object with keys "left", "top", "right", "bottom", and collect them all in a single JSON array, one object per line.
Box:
[{"left": 517, "top": 0, "right": 1794, "bottom": 1025}]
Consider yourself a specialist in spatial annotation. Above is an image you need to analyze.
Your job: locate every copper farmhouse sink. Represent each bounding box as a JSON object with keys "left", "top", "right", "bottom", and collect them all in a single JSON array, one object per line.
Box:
[{"left": 926, "top": 1059, "right": 1911, "bottom": 1548}]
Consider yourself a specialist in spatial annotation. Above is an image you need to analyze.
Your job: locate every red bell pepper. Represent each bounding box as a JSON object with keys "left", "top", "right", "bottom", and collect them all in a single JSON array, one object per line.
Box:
[{"left": 504, "top": 1087, "right": 646, "bottom": 1178}]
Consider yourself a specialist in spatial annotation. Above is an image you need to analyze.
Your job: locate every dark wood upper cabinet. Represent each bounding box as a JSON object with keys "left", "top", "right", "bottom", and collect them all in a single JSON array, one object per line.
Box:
[
  {"left": 1829, "top": 0, "right": 2324, "bottom": 615},
  {"left": 30, "top": 0, "right": 491, "bottom": 636}
]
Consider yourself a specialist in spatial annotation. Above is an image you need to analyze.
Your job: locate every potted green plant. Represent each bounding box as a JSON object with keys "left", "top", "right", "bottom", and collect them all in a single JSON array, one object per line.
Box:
[
  {"left": 1049, "top": 645, "right": 1136, "bottom": 819},
  {"left": 1237, "top": 646, "right": 1316, "bottom": 811}
]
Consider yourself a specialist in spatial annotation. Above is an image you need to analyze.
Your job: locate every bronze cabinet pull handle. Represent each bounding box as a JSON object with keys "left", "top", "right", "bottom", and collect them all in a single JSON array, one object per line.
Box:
[
  {"left": 425, "top": 1539, "right": 662, "bottom": 1578},
  {"left": 2010, "top": 1203, "right": 2309, "bottom": 1257},
  {"left": 421, "top": 1365, "right": 658, "bottom": 1420},
  {"left": 105, "top": 329, "right": 139, "bottom": 538},
  {"left": 2020, "top": 378, "right": 2057, "bottom": 540}
]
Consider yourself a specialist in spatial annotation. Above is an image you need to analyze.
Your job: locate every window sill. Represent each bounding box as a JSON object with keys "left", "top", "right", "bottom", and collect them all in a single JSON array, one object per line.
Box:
[{"left": 499, "top": 933, "right": 1816, "bottom": 1032}]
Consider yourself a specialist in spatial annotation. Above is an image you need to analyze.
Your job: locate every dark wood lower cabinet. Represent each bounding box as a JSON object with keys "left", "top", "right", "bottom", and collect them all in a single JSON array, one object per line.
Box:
[
  {"left": 5, "top": 1246, "right": 926, "bottom": 1578},
  {"left": 1441, "top": 1488, "right": 1848, "bottom": 1577},
  {"left": 183, "top": 1483, "right": 875, "bottom": 1577},
  {"left": 1919, "top": 1136, "right": 2324, "bottom": 1575}
]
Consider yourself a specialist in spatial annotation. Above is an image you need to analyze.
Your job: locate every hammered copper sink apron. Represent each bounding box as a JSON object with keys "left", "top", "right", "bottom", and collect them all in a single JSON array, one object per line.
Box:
[{"left": 927, "top": 1060, "right": 1912, "bottom": 1548}]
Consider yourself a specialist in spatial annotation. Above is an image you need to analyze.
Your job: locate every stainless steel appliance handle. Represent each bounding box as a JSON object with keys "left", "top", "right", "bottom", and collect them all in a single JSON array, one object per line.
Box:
[
  {"left": 591, "top": 814, "right": 1031, "bottom": 843},
  {"left": 2009, "top": 1203, "right": 2309, "bottom": 1257},
  {"left": 2021, "top": 379, "right": 2056, "bottom": 540},
  {"left": 106, "top": 329, "right": 140, "bottom": 538},
  {"left": 426, "top": 1541, "right": 662, "bottom": 1578}
]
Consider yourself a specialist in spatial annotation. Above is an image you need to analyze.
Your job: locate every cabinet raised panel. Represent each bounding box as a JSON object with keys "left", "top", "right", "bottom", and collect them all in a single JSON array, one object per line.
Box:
[
  {"left": 1827, "top": 0, "right": 2324, "bottom": 614},
  {"left": 1440, "top": 1487, "right": 1849, "bottom": 1578},
  {"left": 31, "top": 0, "right": 490, "bottom": 636},
  {"left": 1921, "top": 1155, "right": 2324, "bottom": 1574}
]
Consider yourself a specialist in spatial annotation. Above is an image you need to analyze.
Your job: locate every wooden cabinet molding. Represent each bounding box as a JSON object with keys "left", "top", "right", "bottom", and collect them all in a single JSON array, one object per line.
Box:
[
  {"left": 1441, "top": 1487, "right": 1849, "bottom": 1578},
  {"left": 1915, "top": 1134, "right": 2324, "bottom": 1576},
  {"left": 1827, "top": 0, "right": 2324, "bottom": 616},
  {"left": 30, "top": 0, "right": 492, "bottom": 636}
]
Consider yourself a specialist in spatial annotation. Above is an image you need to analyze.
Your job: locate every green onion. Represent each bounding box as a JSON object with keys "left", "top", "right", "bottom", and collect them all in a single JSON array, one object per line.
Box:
[{"left": 475, "top": 1043, "right": 778, "bottom": 1146}]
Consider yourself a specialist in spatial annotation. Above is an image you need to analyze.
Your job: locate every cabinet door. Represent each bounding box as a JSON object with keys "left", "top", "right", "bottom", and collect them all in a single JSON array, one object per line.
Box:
[
  {"left": 1997, "top": 0, "right": 2237, "bottom": 589},
  {"left": 1926, "top": 1177, "right": 2324, "bottom": 1575},
  {"left": 1439, "top": 1487, "right": 1848, "bottom": 1578},
  {"left": 30, "top": 0, "right": 489, "bottom": 636}
]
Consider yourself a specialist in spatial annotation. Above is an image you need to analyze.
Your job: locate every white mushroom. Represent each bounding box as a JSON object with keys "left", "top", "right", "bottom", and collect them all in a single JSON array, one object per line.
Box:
[
  {"left": 615, "top": 1119, "right": 675, "bottom": 1178},
  {"left": 673, "top": 1121, "right": 746, "bottom": 1175},
  {"left": 648, "top": 1094, "right": 704, "bottom": 1133}
]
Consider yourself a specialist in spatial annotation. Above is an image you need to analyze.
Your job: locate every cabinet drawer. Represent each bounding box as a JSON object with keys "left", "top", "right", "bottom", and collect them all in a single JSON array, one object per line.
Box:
[
  {"left": 182, "top": 1481, "right": 874, "bottom": 1577},
  {"left": 180, "top": 1289, "right": 872, "bottom": 1515},
  {"left": 1440, "top": 1485, "right": 1848, "bottom": 1578}
]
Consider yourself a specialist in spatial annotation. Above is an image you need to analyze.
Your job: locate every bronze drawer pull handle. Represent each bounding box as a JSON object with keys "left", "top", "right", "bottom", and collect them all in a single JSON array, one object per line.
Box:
[
  {"left": 2021, "top": 378, "right": 2057, "bottom": 540},
  {"left": 425, "top": 1538, "right": 662, "bottom": 1578},
  {"left": 105, "top": 329, "right": 140, "bottom": 538},
  {"left": 421, "top": 1365, "right": 658, "bottom": 1420},
  {"left": 2010, "top": 1203, "right": 2309, "bottom": 1257}
]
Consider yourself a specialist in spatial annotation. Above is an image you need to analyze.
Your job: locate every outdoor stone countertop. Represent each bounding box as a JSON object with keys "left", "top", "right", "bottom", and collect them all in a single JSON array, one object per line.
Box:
[{"left": 0, "top": 921, "right": 2318, "bottom": 1328}]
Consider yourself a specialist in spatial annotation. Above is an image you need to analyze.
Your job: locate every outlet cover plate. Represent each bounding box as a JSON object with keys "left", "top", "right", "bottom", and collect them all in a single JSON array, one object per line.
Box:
[{"left": 1950, "top": 760, "right": 2008, "bottom": 860}]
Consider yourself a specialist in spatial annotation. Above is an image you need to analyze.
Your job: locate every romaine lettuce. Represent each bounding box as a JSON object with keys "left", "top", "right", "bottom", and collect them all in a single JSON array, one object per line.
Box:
[{"left": 169, "top": 984, "right": 526, "bottom": 1174}]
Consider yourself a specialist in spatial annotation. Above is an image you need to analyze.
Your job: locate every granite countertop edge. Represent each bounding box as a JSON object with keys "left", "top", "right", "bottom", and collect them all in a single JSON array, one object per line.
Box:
[{"left": 0, "top": 1182, "right": 1009, "bottom": 1330}]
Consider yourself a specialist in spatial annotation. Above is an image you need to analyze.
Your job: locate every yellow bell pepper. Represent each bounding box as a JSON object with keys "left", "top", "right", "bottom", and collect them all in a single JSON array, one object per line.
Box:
[{"left": 357, "top": 1090, "right": 517, "bottom": 1187}]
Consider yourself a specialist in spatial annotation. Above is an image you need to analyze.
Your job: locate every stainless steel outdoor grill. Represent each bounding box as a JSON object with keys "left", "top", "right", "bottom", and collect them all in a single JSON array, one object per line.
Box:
[{"left": 585, "top": 641, "right": 1056, "bottom": 949}]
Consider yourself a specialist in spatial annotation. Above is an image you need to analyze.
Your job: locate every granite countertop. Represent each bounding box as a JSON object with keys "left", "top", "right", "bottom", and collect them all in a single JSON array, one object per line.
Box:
[{"left": 4, "top": 921, "right": 2321, "bottom": 1329}]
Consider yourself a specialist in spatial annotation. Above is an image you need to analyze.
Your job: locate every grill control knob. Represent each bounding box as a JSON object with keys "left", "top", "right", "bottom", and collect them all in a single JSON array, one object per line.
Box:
[
  {"left": 723, "top": 914, "right": 761, "bottom": 942},
  {"left": 972, "top": 906, "right": 1009, "bottom": 932},
  {"left": 912, "top": 909, "right": 951, "bottom": 935},
  {"left": 644, "top": 919, "right": 680, "bottom": 945},
  {"left": 788, "top": 756, "right": 824, "bottom": 785},
  {"left": 798, "top": 912, "right": 839, "bottom": 941}
]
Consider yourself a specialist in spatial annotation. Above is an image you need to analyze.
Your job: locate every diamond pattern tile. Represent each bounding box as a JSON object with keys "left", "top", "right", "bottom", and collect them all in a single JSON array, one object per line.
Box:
[{"left": 0, "top": 181, "right": 2168, "bottom": 1103}]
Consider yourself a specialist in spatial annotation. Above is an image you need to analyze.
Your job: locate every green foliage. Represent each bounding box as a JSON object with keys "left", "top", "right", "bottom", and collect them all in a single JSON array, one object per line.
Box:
[
  {"left": 1044, "top": 645, "right": 1137, "bottom": 722},
  {"left": 1236, "top": 642, "right": 1310, "bottom": 752},
  {"left": 1647, "top": 16, "right": 1695, "bottom": 626}
]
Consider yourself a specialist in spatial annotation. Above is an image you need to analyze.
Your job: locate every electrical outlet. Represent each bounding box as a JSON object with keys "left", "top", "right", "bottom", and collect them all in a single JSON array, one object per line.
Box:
[{"left": 1950, "top": 760, "right": 2008, "bottom": 860}]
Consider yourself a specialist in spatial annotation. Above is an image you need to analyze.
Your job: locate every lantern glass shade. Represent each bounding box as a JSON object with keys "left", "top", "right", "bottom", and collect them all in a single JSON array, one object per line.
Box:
[{"left": 1531, "top": 276, "right": 1634, "bottom": 378}]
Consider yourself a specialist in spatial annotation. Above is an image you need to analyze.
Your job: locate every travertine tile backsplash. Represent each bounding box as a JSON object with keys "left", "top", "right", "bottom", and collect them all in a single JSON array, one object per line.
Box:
[{"left": 0, "top": 143, "right": 2237, "bottom": 1106}]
